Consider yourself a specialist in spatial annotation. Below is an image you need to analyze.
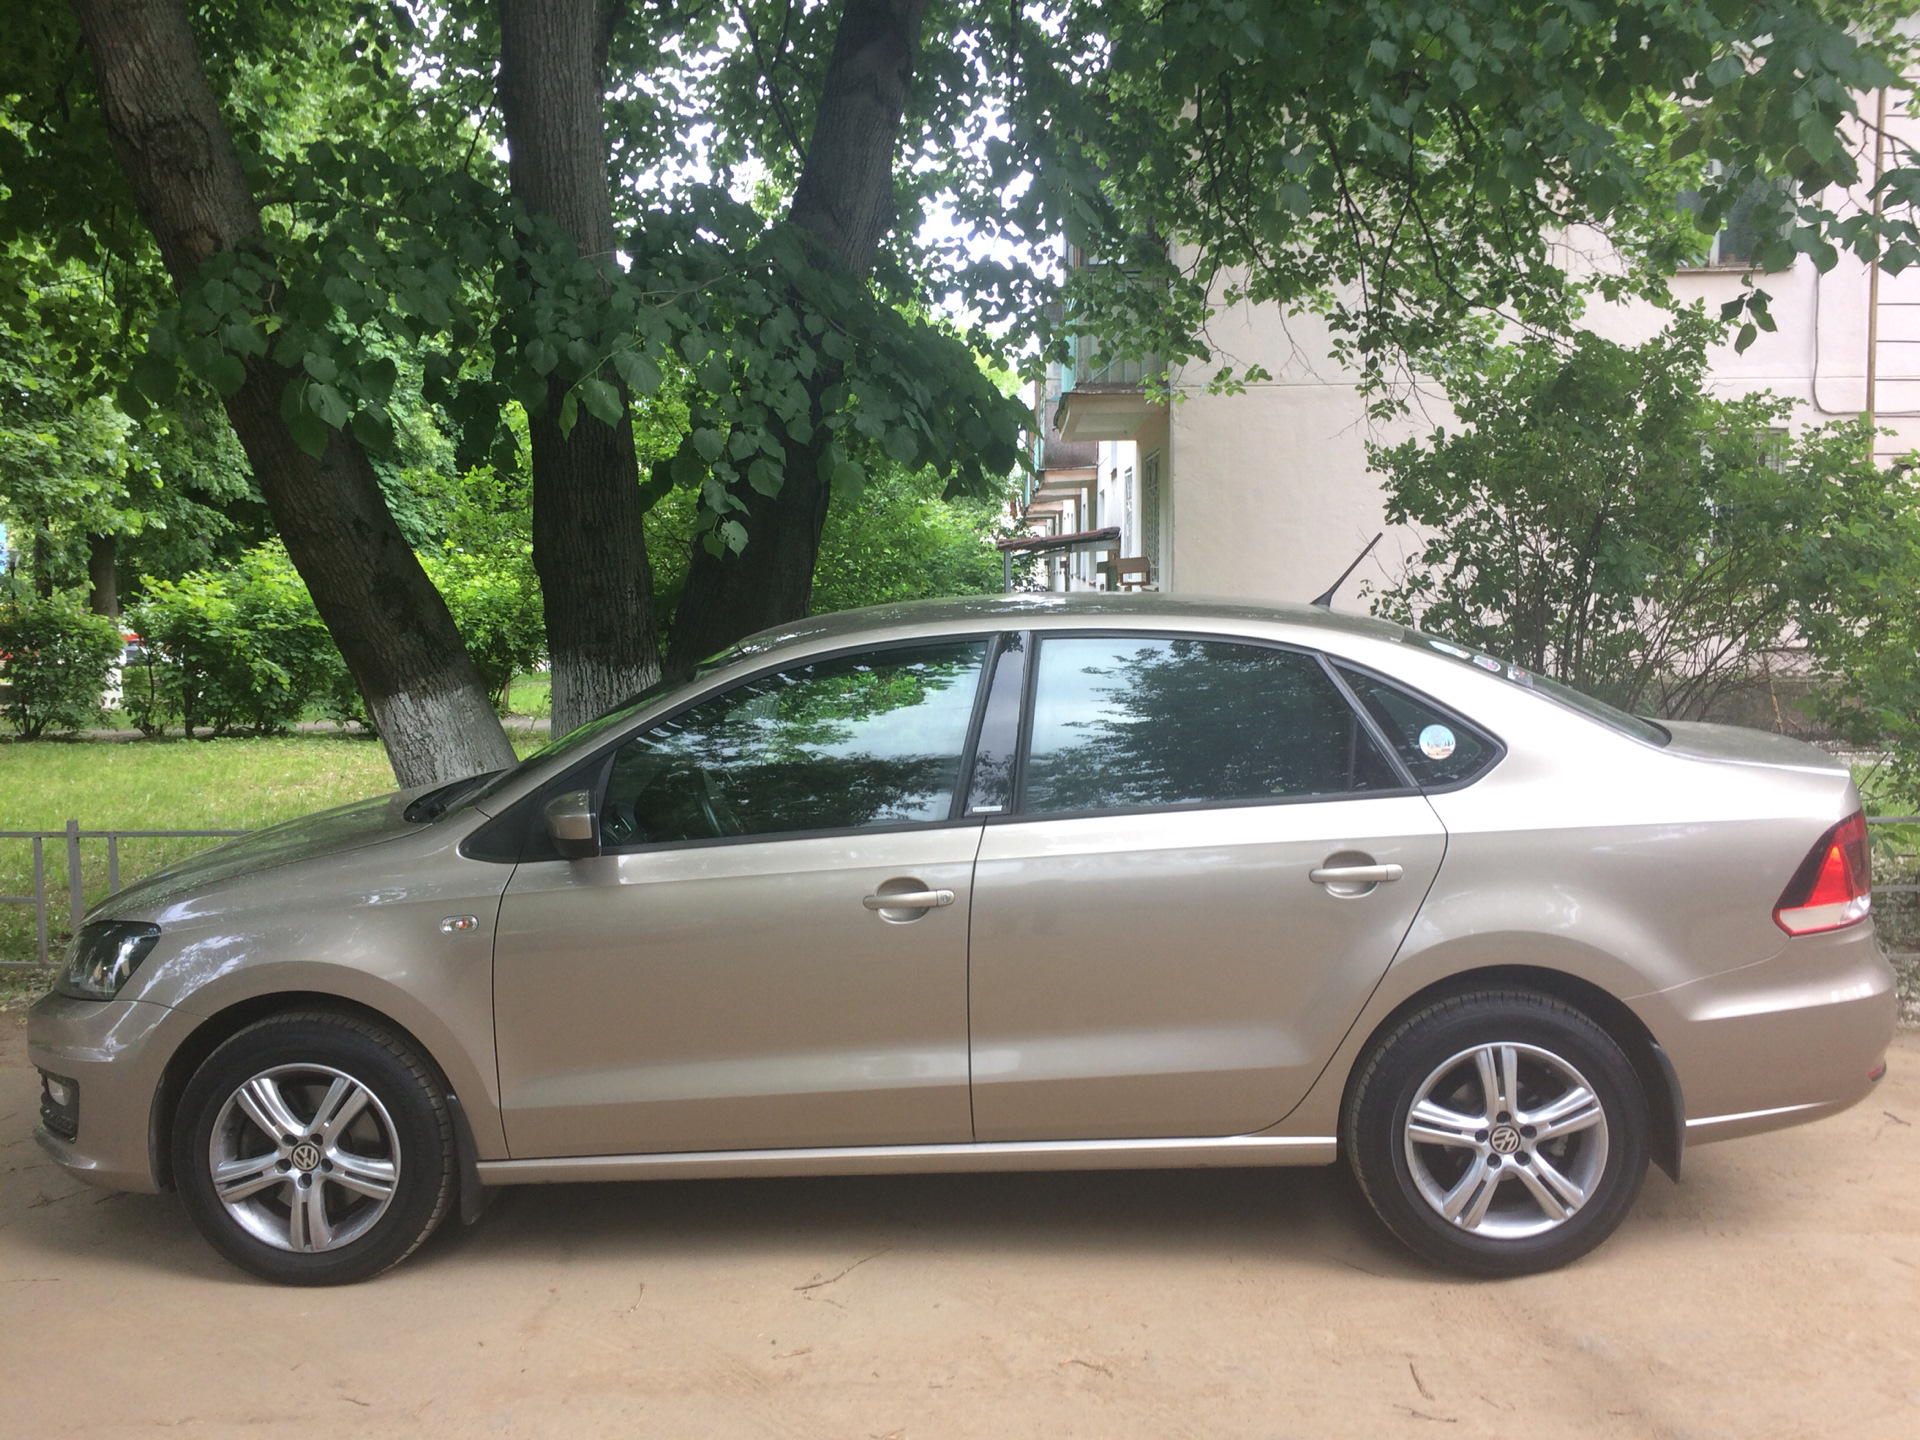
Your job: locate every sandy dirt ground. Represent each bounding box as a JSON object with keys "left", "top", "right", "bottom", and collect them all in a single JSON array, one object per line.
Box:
[{"left": 2, "top": 1011, "right": 1916, "bottom": 1440}]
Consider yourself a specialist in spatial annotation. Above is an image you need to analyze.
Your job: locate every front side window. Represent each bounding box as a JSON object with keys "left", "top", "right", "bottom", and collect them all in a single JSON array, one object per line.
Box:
[
  {"left": 1022, "top": 636, "right": 1402, "bottom": 815},
  {"left": 599, "top": 641, "right": 989, "bottom": 845}
]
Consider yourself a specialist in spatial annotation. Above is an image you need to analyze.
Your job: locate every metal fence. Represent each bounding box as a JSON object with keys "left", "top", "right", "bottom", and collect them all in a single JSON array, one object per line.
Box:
[
  {"left": 1, "top": 821, "right": 247, "bottom": 968},
  {"left": 1, "top": 814, "right": 1916, "bottom": 972}
]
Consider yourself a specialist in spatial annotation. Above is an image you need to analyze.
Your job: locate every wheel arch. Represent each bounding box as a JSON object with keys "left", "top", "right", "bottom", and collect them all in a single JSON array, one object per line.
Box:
[
  {"left": 1340, "top": 964, "right": 1685, "bottom": 1182},
  {"left": 147, "top": 992, "right": 484, "bottom": 1197}
]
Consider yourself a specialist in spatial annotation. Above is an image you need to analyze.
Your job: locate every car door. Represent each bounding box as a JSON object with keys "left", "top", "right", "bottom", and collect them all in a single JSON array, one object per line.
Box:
[
  {"left": 966, "top": 631, "right": 1451, "bottom": 1141},
  {"left": 493, "top": 637, "right": 992, "bottom": 1158}
]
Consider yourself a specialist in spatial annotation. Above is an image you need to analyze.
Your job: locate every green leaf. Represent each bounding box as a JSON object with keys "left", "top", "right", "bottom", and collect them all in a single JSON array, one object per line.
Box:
[
  {"left": 883, "top": 426, "right": 919, "bottom": 465},
  {"left": 132, "top": 352, "right": 177, "bottom": 405},
  {"left": 307, "top": 382, "right": 351, "bottom": 429},
  {"left": 116, "top": 379, "right": 152, "bottom": 421},
  {"left": 361, "top": 358, "right": 399, "bottom": 405},
  {"left": 746, "top": 458, "right": 781, "bottom": 496},
  {"left": 512, "top": 366, "right": 551, "bottom": 414},
  {"left": 206, "top": 353, "right": 248, "bottom": 398},
  {"left": 671, "top": 444, "right": 707, "bottom": 486},
  {"left": 557, "top": 391, "right": 578, "bottom": 437},
  {"left": 526, "top": 338, "right": 560, "bottom": 376},
  {"left": 829, "top": 458, "right": 867, "bottom": 502},
  {"left": 302, "top": 352, "right": 339, "bottom": 383},
  {"left": 351, "top": 407, "right": 395, "bottom": 455},
  {"left": 578, "top": 377, "right": 622, "bottom": 426},
  {"left": 612, "top": 349, "right": 662, "bottom": 395},
  {"left": 286, "top": 410, "right": 329, "bottom": 457},
  {"left": 691, "top": 427, "right": 725, "bottom": 462}
]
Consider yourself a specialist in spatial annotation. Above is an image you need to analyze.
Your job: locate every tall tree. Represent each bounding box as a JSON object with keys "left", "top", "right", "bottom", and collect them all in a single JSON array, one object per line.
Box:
[
  {"left": 666, "top": 0, "right": 929, "bottom": 669},
  {"left": 497, "top": 0, "right": 663, "bottom": 734},
  {"left": 62, "top": 0, "right": 515, "bottom": 785},
  {"left": 1049, "top": 1, "right": 1920, "bottom": 394}
]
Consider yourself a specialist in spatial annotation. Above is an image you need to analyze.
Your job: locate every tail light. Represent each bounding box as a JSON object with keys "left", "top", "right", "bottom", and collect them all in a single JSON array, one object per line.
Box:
[{"left": 1773, "top": 811, "right": 1872, "bottom": 936}]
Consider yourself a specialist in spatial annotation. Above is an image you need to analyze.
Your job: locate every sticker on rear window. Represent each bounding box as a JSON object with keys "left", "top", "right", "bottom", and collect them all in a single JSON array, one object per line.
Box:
[
  {"left": 1419, "top": 724, "right": 1457, "bottom": 760},
  {"left": 1429, "top": 640, "right": 1472, "bottom": 660},
  {"left": 1471, "top": 655, "right": 1502, "bottom": 672}
]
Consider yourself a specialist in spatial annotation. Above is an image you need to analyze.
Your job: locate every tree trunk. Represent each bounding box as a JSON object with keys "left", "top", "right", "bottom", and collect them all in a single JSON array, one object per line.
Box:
[
  {"left": 86, "top": 533, "right": 118, "bottom": 617},
  {"left": 32, "top": 523, "right": 54, "bottom": 600},
  {"left": 666, "top": 0, "right": 927, "bottom": 672},
  {"left": 68, "top": 0, "right": 515, "bottom": 787},
  {"left": 497, "top": 0, "right": 662, "bottom": 736}
]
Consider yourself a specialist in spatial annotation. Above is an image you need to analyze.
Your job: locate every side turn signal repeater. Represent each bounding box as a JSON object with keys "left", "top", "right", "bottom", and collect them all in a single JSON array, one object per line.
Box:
[{"left": 1773, "top": 811, "right": 1872, "bottom": 936}]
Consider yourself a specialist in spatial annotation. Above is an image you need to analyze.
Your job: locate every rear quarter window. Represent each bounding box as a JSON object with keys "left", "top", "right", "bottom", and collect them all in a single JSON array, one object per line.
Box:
[{"left": 1336, "top": 666, "right": 1503, "bottom": 789}]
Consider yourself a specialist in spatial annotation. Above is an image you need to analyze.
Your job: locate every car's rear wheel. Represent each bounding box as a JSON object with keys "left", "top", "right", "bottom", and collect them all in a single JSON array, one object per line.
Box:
[
  {"left": 173, "top": 1012, "right": 455, "bottom": 1285},
  {"left": 1344, "top": 989, "right": 1650, "bottom": 1276}
]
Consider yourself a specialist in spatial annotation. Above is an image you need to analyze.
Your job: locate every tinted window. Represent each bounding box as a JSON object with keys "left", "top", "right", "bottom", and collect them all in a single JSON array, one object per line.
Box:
[
  {"left": 600, "top": 641, "right": 988, "bottom": 844},
  {"left": 1337, "top": 666, "right": 1500, "bottom": 788},
  {"left": 1022, "top": 636, "right": 1401, "bottom": 815}
]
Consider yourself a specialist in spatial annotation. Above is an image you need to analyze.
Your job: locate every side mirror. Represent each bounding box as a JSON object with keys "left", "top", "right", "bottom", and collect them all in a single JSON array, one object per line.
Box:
[{"left": 543, "top": 790, "right": 601, "bottom": 859}]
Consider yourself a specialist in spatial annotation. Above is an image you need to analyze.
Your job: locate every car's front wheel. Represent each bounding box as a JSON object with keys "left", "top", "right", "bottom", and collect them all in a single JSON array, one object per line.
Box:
[
  {"left": 1344, "top": 989, "right": 1650, "bottom": 1276},
  {"left": 173, "top": 1012, "right": 455, "bottom": 1285}
]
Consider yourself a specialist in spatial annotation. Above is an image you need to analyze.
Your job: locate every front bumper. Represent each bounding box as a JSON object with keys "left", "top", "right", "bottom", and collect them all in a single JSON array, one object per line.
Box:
[{"left": 26, "top": 991, "right": 175, "bottom": 1193}]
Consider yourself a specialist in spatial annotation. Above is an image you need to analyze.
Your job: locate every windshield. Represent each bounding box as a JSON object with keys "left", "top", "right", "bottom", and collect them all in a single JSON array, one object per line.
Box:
[{"left": 1405, "top": 630, "right": 1671, "bottom": 747}]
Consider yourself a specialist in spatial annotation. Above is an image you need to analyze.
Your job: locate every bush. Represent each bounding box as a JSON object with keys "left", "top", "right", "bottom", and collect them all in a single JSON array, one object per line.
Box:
[
  {"left": 0, "top": 591, "right": 124, "bottom": 738},
  {"left": 423, "top": 550, "right": 545, "bottom": 712},
  {"left": 1367, "top": 310, "right": 1904, "bottom": 722},
  {"left": 128, "top": 544, "right": 353, "bottom": 736}
]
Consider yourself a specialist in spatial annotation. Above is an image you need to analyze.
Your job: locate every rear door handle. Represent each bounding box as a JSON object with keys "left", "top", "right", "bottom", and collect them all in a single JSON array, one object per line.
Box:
[
  {"left": 1309, "top": 864, "right": 1403, "bottom": 885},
  {"left": 863, "top": 889, "right": 955, "bottom": 910}
]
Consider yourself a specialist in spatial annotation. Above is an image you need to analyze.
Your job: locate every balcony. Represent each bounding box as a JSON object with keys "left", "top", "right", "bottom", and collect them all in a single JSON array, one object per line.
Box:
[{"left": 1055, "top": 334, "right": 1164, "bottom": 443}]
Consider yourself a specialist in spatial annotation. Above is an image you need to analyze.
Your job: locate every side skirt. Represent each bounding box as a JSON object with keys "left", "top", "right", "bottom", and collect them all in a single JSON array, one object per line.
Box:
[{"left": 476, "top": 1134, "right": 1339, "bottom": 1186}]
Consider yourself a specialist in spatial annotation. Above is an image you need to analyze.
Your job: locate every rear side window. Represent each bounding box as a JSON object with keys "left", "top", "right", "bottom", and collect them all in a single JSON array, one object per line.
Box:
[
  {"left": 1022, "top": 636, "right": 1402, "bottom": 815},
  {"left": 1336, "top": 666, "right": 1500, "bottom": 788}
]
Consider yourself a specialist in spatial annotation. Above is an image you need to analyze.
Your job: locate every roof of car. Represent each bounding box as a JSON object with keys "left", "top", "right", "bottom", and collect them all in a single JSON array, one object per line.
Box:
[{"left": 723, "top": 592, "right": 1409, "bottom": 663}]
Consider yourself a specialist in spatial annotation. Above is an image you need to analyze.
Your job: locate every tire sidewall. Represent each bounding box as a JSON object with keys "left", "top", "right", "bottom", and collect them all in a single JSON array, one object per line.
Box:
[
  {"left": 1350, "top": 994, "right": 1650, "bottom": 1277},
  {"left": 174, "top": 1016, "right": 450, "bottom": 1285}
]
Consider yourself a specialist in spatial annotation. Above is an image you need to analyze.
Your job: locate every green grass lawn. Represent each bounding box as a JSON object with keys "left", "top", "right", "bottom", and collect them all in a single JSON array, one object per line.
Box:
[
  {"left": 0, "top": 730, "right": 547, "bottom": 988},
  {"left": 504, "top": 671, "right": 551, "bottom": 719},
  {"left": 0, "top": 735, "right": 402, "bottom": 977}
]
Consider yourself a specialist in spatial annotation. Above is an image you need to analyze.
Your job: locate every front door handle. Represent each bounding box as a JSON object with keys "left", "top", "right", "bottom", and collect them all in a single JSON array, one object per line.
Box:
[
  {"left": 862, "top": 889, "right": 955, "bottom": 911},
  {"left": 1309, "top": 864, "right": 1403, "bottom": 885}
]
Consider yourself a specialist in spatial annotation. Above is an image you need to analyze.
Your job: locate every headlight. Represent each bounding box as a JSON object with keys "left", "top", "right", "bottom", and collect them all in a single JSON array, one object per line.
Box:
[{"left": 56, "top": 921, "right": 162, "bottom": 1000}]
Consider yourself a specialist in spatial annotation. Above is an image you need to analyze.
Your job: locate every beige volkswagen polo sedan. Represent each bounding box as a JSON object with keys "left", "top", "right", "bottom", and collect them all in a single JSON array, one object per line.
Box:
[{"left": 29, "top": 595, "right": 1894, "bottom": 1283}]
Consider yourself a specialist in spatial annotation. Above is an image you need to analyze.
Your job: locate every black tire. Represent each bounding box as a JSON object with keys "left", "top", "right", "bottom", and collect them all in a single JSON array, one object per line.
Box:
[
  {"left": 173, "top": 1012, "right": 455, "bottom": 1285},
  {"left": 1344, "top": 989, "right": 1650, "bottom": 1277}
]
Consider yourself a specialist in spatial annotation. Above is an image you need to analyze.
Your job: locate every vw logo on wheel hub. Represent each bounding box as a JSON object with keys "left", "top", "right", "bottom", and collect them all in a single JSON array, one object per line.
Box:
[
  {"left": 1489, "top": 1124, "right": 1522, "bottom": 1155},
  {"left": 289, "top": 1141, "right": 323, "bottom": 1172}
]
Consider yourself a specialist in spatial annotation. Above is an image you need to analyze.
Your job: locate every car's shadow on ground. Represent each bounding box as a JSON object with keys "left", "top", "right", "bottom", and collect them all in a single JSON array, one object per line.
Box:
[
  {"left": 18, "top": 1147, "right": 1708, "bottom": 1287},
  {"left": 423, "top": 1164, "right": 1430, "bottom": 1280}
]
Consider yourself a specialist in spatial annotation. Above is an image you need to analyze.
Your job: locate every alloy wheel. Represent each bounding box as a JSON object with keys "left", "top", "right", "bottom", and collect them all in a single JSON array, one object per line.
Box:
[
  {"left": 1402, "top": 1041, "right": 1610, "bottom": 1240},
  {"left": 208, "top": 1063, "right": 401, "bottom": 1253}
]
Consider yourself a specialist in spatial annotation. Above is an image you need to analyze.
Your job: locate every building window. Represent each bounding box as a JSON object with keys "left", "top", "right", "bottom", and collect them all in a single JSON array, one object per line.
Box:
[
  {"left": 1141, "top": 450, "right": 1162, "bottom": 583},
  {"left": 1677, "top": 176, "right": 1792, "bottom": 270},
  {"left": 1123, "top": 466, "right": 1135, "bottom": 556}
]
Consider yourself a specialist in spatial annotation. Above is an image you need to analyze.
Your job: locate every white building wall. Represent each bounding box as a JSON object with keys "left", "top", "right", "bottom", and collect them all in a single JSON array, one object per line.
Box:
[
  {"left": 1120, "top": 88, "right": 1920, "bottom": 611},
  {"left": 1149, "top": 245, "right": 1920, "bottom": 612}
]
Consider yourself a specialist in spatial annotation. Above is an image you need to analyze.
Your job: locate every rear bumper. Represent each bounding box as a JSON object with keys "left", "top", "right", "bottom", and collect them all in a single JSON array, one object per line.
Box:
[
  {"left": 25, "top": 992, "right": 173, "bottom": 1194},
  {"left": 1641, "top": 921, "right": 1896, "bottom": 1148}
]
